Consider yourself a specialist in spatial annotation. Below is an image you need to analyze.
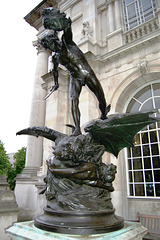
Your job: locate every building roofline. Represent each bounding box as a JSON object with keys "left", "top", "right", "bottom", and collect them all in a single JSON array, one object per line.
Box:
[{"left": 24, "top": 0, "right": 58, "bottom": 30}]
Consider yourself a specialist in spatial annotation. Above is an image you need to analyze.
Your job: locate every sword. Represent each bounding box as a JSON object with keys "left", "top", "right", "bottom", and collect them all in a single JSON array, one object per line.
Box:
[{"left": 44, "top": 85, "right": 59, "bottom": 100}]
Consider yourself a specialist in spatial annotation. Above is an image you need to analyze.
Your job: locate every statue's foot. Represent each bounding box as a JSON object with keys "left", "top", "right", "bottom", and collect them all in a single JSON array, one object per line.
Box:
[
  {"left": 100, "top": 104, "right": 111, "bottom": 120},
  {"left": 100, "top": 114, "right": 107, "bottom": 120},
  {"left": 70, "top": 128, "right": 82, "bottom": 136}
]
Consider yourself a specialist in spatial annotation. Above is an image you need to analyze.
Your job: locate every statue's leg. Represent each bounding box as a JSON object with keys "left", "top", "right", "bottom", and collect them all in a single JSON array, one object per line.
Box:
[
  {"left": 86, "top": 72, "right": 109, "bottom": 119},
  {"left": 69, "top": 78, "right": 82, "bottom": 136}
]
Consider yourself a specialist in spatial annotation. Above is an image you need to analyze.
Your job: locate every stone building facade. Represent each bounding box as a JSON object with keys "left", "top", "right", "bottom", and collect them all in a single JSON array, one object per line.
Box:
[{"left": 15, "top": 0, "right": 160, "bottom": 221}]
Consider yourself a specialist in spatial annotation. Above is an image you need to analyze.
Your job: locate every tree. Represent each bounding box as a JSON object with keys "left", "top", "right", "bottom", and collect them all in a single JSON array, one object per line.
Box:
[
  {"left": 6, "top": 167, "right": 16, "bottom": 191},
  {"left": 0, "top": 140, "right": 11, "bottom": 175},
  {"left": 13, "top": 147, "right": 26, "bottom": 174},
  {"left": 6, "top": 147, "right": 26, "bottom": 191}
]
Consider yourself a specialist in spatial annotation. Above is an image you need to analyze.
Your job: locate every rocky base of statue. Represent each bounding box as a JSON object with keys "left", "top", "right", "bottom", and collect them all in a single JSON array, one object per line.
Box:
[
  {"left": 34, "top": 207, "right": 124, "bottom": 234},
  {"left": 17, "top": 111, "right": 159, "bottom": 235}
]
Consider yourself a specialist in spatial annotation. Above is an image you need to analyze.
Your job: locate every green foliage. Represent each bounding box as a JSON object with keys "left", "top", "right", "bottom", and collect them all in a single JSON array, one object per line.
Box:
[
  {"left": 6, "top": 147, "right": 26, "bottom": 191},
  {"left": 0, "top": 140, "right": 11, "bottom": 175},
  {"left": 13, "top": 147, "right": 26, "bottom": 174},
  {"left": 6, "top": 166, "right": 16, "bottom": 191},
  {"left": 0, "top": 141, "right": 26, "bottom": 190}
]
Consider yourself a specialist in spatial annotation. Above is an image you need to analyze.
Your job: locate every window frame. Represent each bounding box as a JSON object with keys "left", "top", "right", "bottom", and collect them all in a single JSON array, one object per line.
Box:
[
  {"left": 123, "top": 0, "right": 157, "bottom": 31},
  {"left": 125, "top": 81, "right": 160, "bottom": 199}
]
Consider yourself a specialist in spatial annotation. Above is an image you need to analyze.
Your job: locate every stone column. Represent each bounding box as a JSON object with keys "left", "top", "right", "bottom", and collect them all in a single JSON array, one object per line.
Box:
[
  {"left": 24, "top": 41, "right": 51, "bottom": 175},
  {"left": 115, "top": 0, "right": 121, "bottom": 30},
  {"left": 14, "top": 41, "right": 51, "bottom": 221},
  {"left": 107, "top": 0, "right": 114, "bottom": 33}
]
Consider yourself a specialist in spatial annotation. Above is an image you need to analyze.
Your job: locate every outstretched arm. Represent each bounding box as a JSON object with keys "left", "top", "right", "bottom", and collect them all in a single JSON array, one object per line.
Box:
[
  {"left": 46, "top": 161, "right": 97, "bottom": 180},
  {"left": 62, "top": 17, "right": 73, "bottom": 44}
]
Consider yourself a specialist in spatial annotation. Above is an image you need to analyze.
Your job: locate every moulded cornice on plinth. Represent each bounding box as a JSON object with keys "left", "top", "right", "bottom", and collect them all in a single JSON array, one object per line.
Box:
[
  {"left": 77, "top": 37, "right": 106, "bottom": 57},
  {"left": 35, "top": 181, "right": 46, "bottom": 191},
  {"left": 16, "top": 167, "right": 40, "bottom": 181},
  {"left": 84, "top": 51, "right": 101, "bottom": 64},
  {"left": 41, "top": 67, "right": 68, "bottom": 90},
  {"left": 41, "top": 72, "right": 53, "bottom": 90}
]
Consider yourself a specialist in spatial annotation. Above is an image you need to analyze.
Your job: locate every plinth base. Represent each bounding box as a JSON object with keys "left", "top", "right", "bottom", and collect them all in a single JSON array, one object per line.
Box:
[
  {"left": 6, "top": 221, "right": 147, "bottom": 240},
  {"left": 34, "top": 207, "right": 124, "bottom": 235}
]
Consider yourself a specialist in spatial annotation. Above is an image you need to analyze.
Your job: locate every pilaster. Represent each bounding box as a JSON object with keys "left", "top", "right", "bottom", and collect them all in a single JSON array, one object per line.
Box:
[
  {"left": 107, "top": 0, "right": 114, "bottom": 33},
  {"left": 106, "top": 0, "right": 123, "bottom": 51},
  {"left": 115, "top": 0, "right": 122, "bottom": 30}
]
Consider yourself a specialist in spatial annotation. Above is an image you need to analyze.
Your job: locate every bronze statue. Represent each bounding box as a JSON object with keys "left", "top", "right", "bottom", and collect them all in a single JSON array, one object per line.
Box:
[
  {"left": 16, "top": 7, "right": 160, "bottom": 235},
  {"left": 40, "top": 8, "right": 110, "bottom": 136},
  {"left": 17, "top": 111, "right": 160, "bottom": 233}
]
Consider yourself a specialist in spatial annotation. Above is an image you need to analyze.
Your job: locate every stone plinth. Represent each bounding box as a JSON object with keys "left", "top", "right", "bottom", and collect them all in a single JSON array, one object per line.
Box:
[
  {"left": 6, "top": 221, "right": 147, "bottom": 240},
  {"left": 0, "top": 176, "right": 19, "bottom": 240}
]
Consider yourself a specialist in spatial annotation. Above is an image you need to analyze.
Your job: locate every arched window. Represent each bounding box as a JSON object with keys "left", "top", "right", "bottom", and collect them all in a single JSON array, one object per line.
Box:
[
  {"left": 123, "top": 0, "right": 157, "bottom": 30},
  {"left": 126, "top": 83, "right": 160, "bottom": 198}
]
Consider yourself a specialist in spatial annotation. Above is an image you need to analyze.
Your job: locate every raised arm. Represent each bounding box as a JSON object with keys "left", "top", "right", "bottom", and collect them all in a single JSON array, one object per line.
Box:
[{"left": 62, "top": 17, "right": 73, "bottom": 44}]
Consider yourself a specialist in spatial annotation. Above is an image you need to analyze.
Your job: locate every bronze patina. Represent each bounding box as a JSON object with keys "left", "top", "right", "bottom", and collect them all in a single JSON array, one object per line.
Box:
[{"left": 17, "top": 7, "right": 160, "bottom": 235}]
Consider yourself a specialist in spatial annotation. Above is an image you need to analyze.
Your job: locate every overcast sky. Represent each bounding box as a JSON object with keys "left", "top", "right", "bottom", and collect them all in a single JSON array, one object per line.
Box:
[{"left": 0, "top": 0, "right": 41, "bottom": 153}]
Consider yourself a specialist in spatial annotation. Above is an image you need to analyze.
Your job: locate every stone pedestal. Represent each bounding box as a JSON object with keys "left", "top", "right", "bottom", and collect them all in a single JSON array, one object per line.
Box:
[
  {"left": 0, "top": 176, "right": 19, "bottom": 240},
  {"left": 6, "top": 221, "right": 147, "bottom": 240}
]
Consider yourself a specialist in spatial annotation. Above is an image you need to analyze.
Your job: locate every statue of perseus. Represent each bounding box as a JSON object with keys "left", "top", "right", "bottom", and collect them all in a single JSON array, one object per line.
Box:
[
  {"left": 40, "top": 8, "right": 110, "bottom": 136},
  {"left": 16, "top": 7, "right": 160, "bottom": 235}
]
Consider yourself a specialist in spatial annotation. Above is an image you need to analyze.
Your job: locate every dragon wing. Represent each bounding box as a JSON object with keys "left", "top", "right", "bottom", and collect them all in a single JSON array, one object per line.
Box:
[
  {"left": 84, "top": 111, "right": 160, "bottom": 157},
  {"left": 16, "top": 126, "right": 66, "bottom": 143}
]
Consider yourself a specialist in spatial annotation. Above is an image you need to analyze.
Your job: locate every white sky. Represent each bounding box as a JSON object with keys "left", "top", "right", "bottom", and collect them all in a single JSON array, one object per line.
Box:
[{"left": 0, "top": 0, "right": 41, "bottom": 153}]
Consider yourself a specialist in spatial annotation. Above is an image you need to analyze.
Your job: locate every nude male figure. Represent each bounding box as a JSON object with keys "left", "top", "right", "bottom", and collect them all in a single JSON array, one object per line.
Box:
[{"left": 41, "top": 8, "right": 110, "bottom": 136}]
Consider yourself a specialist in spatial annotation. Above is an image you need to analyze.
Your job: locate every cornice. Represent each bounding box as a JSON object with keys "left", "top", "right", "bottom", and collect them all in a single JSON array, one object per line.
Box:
[
  {"left": 58, "top": 0, "right": 81, "bottom": 12},
  {"left": 77, "top": 28, "right": 160, "bottom": 64},
  {"left": 24, "top": 0, "right": 58, "bottom": 30},
  {"left": 101, "top": 28, "right": 160, "bottom": 62}
]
